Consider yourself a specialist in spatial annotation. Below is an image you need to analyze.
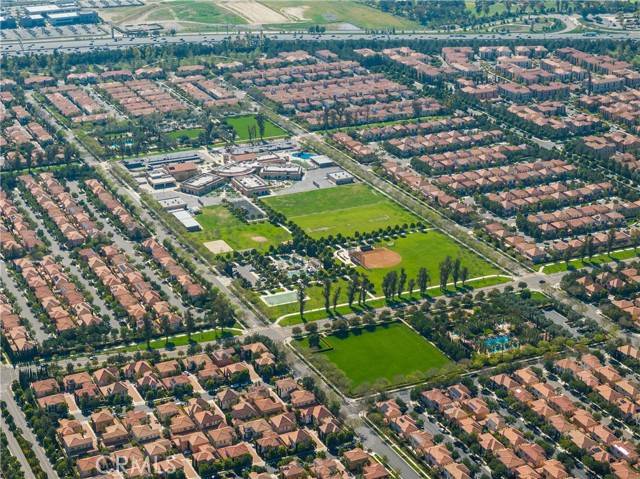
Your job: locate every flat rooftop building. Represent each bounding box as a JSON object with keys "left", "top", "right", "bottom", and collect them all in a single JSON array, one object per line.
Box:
[
  {"left": 180, "top": 173, "right": 225, "bottom": 196},
  {"left": 259, "top": 164, "right": 303, "bottom": 180},
  {"left": 157, "top": 196, "right": 187, "bottom": 211},
  {"left": 328, "top": 170, "right": 354, "bottom": 185},
  {"left": 232, "top": 174, "right": 269, "bottom": 196},
  {"left": 311, "top": 155, "right": 335, "bottom": 168},
  {"left": 172, "top": 209, "right": 201, "bottom": 231}
]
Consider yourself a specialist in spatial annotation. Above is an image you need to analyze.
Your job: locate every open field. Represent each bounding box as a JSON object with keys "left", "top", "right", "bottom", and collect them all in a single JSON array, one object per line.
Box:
[
  {"left": 99, "top": 0, "right": 246, "bottom": 30},
  {"left": 261, "top": 1, "right": 422, "bottom": 30},
  {"left": 225, "top": 114, "right": 289, "bottom": 141},
  {"left": 355, "top": 231, "right": 501, "bottom": 293},
  {"left": 263, "top": 183, "right": 418, "bottom": 239},
  {"left": 190, "top": 205, "right": 291, "bottom": 252},
  {"left": 147, "top": 1, "right": 246, "bottom": 23},
  {"left": 295, "top": 322, "right": 450, "bottom": 393}
]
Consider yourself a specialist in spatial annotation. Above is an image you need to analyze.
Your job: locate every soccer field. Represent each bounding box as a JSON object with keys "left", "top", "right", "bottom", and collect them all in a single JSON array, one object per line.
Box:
[
  {"left": 355, "top": 231, "right": 501, "bottom": 294},
  {"left": 225, "top": 115, "right": 288, "bottom": 141},
  {"left": 296, "top": 322, "right": 450, "bottom": 394},
  {"left": 190, "top": 205, "right": 291, "bottom": 252},
  {"left": 263, "top": 184, "right": 418, "bottom": 239}
]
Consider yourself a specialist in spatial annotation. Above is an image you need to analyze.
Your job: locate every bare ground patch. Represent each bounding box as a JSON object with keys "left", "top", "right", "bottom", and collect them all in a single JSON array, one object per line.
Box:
[
  {"left": 218, "top": 0, "right": 288, "bottom": 23},
  {"left": 204, "top": 240, "right": 233, "bottom": 254}
]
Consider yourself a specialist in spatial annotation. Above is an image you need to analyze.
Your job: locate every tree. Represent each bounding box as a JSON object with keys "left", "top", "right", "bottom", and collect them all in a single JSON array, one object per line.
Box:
[
  {"left": 407, "top": 278, "right": 416, "bottom": 297},
  {"left": 632, "top": 229, "right": 640, "bottom": 252},
  {"left": 607, "top": 227, "right": 616, "bottom": 256},
  {"left": 332, "top": 286, "right": 341, "bottom": 311},
  {"left": 585, "top": 235, "right": 594, "bottom": 259},
  {"left": 397, "top": 268, "right": 407, "bottom": 297},
  {"left": 308, "top": 332, "right": 320, "bottom": 349},
  {"left": 142, "top": 314, "right": 153, "bottom": 350},
  {"left": 185, "top": 311, "right": 195, "bottom": 343},
  {"left": 297, "top": 280, "right": 307, "bottom": 320},
  {"left": 63, "top": 143, "right": 75, "bottom": 164},
  {"left": 417, "top": 267, "right": 430, "bottom": 296},
  {"left": 161, "top": 315, "right": 171, "bottom": 346},
  {"left": 256, "top": 113, "right": 266, "bottom": 141},
  {"left": 347, "top": 276, "right": 358, "bottom": 308},
  {"left": 439, "top": 256, "right": 453, "bottom": 292},
  {"left": 322, "top": 279, "right": 331, "bottom": 313},
  {"left": 359, "top": 276, "right": 371, "bottom": 305},
  {"left": 460, "top": 266, "right": 469, "bottom": 287},
  {"left": 452, "top": 257, "right": 461, "bottom": 288},
  {"left": 382, "top": 271, "right": 398, "bottom": 300}
]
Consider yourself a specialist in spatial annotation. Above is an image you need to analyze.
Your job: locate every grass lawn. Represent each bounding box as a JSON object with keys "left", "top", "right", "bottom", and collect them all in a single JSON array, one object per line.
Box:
[
  {"left": 263, "top": 183, "right": 418, "bottom": 239},
  {"left": 256, "top": 278, "right": 352, "bottom": 321},
  {"left": 356, "top": 231, "right": 501, "bottom": 294},
  {"left": 225, "top": 115, "right": 288, "bottom": 142},
  {"left": 147, "top": 1, "right": 246, "bottom": 24},
  {"left": 190, "top": 205, "right": 291, "bottom": 252},
  {"left": 167, "top": 128, "right": 204, "bottom": 141},
  {"left": 263, "top": 0, "right": 422, "bottom": 30},
  {"left": 542, "top": 248, "right": 640, "bottom": 274},
  {"left": 295, "top": 322, "right": 450, "bottom": 393}
]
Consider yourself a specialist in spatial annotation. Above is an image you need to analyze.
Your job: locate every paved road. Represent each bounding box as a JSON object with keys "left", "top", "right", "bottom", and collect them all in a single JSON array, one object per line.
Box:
[
  {"left": 0, "top": 259, "right": 49, "bottom": 343},
  {"left": 0, "top": 415, "right": 36, "bottom": 479},
  {"left": 3, "top": 29, "right": 639, "bottom": 56},
  {"left": 0, "top": 367, "right": 60, "bottom": 479}
]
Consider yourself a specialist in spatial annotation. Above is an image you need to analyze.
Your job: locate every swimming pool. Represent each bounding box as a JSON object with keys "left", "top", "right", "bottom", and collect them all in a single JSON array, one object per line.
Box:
[{"left": 293, "top": 151, "right": 314, "bottom": 160}]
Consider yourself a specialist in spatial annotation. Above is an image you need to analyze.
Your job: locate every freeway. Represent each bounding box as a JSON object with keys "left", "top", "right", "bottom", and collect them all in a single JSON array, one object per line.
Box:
[{"left": 3, "top": 29, "right": 640, "bottom": 57}]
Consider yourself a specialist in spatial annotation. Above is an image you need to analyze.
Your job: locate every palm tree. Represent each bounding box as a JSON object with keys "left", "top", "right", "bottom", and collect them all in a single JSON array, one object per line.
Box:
[
  {"left": 161, "top": 316, "right": 171, "bottom": 346},
  {"left": 297, "top": 279, "right": 307, "bottom": 320},
  {"left": 322, "top": 279, "right": 331, "bottom": 313}
]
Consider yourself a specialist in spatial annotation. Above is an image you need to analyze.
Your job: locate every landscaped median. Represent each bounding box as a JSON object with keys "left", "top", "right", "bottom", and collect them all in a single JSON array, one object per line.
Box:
[{"left": 541, "top": 247, "right": 640, "bottom": 274}]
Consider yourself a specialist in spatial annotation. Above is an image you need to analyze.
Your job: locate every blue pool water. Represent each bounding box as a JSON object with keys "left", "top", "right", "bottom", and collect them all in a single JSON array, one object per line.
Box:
[{"left": 293, "top": 151, "right": 314, "bottom": 159}]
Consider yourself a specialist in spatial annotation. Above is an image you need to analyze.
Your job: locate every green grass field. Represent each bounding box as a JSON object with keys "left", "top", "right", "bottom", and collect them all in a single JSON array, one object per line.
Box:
[
  {"left": 263, "top": 0, "right": 422, "bottom": 30},
  {"left": 167, "top": 127, "right": 204, "bottom": 141},
  {"left": 263, "top": 184, "right": 418, "bottom": 239},
  {"left": 225, "top": 115, "right": 288, "bottom": 141},
  {"left": 146, "top": 1, "right": 246, "bottom": 24},
  {"left": 190, "top": 205, "right": 291, "bottom": 252},
  {"left": 357, "top": 231, "right": 501, "bottom": 293},
  {"left": 296, "top": 322, "right": 450, "bottom": 392}
]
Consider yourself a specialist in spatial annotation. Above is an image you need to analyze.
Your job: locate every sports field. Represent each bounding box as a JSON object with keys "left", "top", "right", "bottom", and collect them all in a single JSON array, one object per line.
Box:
[
  {"left": 190, "top": 205, "right": 291, "bottom": 252},
  {"left": 354, "top": 231, "right": 501, "bottom": 294},
  {"left": 261, "top": 1, "right": 422, "bottom": 30},
  {"left": 225, "top": 115, "right": 288, "bottom": 141},
  {"left": 263, "top": 184, "right": 418, "bottom": 239},
  {"left": 296, "top": 322, "right": 450, "bottom": 393}
]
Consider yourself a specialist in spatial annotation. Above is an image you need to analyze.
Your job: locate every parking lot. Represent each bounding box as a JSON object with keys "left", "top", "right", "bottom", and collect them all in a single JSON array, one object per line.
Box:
[{"left": 1, "top": 24, "right": 108, "bottom": 42}]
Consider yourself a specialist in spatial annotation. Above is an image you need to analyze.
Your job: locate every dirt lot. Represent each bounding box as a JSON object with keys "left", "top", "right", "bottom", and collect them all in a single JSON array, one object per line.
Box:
[{"left": 218, "top": 0, "right": 289, "bottom": 23}]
